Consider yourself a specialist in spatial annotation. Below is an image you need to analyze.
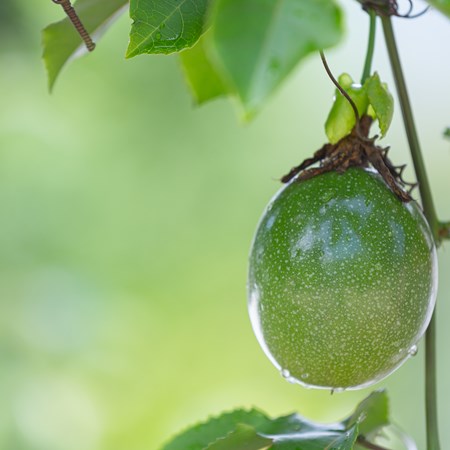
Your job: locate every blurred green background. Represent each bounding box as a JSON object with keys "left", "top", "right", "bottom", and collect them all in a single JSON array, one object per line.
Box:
[{"left": 0, "top": 1, "right": 449, "bottom": 449}]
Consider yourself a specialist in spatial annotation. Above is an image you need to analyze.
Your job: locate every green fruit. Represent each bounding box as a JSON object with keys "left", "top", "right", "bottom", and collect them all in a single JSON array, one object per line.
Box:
[{"left": 248, "top": 168, "right": 437, "bottom": 390}]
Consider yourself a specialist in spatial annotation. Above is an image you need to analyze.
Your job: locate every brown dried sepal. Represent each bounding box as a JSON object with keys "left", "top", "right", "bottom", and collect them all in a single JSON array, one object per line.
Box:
[{"left": 282, "top": 115, "right": 414, "bottom": 203}]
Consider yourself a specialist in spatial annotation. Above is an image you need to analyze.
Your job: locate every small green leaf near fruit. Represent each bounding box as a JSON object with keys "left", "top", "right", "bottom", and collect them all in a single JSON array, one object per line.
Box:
[
  {"left": 325, "top": 74, "right": 369, "bottom": 144},
  {"left": 366, "top": 73, "right": 394, "bottom": 137},
  {"left": 325, "top": 73, "right": 394, "bottom": 143}
]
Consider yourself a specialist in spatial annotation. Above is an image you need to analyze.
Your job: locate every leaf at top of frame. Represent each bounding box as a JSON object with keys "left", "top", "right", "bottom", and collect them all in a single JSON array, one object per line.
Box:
[
  {"left": 179, "top": 33, "right": 228, "bottom": 105},
  {"left": 209, "top": 0, "right": 344, "bottom": 118},
  {"left": 126, "top": 0, "right": 209, "bottom": 58}
]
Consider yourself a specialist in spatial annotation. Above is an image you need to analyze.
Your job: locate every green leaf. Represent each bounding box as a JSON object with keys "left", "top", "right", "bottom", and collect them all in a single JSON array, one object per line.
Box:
[
  {"left": 325, "top": 74, "right": 369, "bottom": 143},
  {"left": 344, "top": 390, "right": 389, "bottom": 436},
  {"left": 126, "top": 0, "right": 209, "bottom": 58},
  {"left": 179, "top": 34, "right": 228, "bottom": 105},
  {"left": 426, "top": 0, "right": 450, "bottom": 18},
  {"left": 209, "top": 0, "right": 343, "bottom": 117},
  {"left": 42, "top": 0, "right": 127, "bottom": 90},
  {"left": 324, "top": 72, "right": 394, "bottom": 142},
  {"left": 206, "top": 424, "right": 273, "bottom": 450},
  {"left": 162, "top": 391, "right": 393, "bottom": 450},
  {"left": 162, "top": 409, "right": 273, "bottom": 450},
  {"left": 366, "top": 73, "right": 394, "bottom": 137}
]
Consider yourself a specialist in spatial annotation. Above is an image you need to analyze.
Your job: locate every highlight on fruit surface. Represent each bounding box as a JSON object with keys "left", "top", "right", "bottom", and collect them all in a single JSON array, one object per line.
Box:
[{"left": 248, "top": 167, "right": 438, "bottom": 390}]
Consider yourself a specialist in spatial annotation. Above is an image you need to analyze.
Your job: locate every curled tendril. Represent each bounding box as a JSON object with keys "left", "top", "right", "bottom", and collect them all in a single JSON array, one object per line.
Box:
[{"left": 358, "top": 0, "right": 429, "bottom": 18}]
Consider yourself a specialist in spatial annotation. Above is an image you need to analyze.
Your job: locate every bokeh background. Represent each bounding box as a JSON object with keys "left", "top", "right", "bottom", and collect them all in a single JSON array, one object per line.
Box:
[{"left": 0, "top": 1, "right": 449, "bottom": 449}]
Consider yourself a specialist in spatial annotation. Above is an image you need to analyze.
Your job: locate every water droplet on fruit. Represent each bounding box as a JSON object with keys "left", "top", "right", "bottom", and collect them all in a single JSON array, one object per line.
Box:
[
  {"left": 408, "top": 345, "right": 418, "bottom": 357},
  {"left": 301, "top": 373, "right": 309, "bottom": 379},
  {"left": 281, "top": 369, "right": 290, "bottom": 379},
  {"left": 331, "top": 387, "right": 345, "bottom": 394}
]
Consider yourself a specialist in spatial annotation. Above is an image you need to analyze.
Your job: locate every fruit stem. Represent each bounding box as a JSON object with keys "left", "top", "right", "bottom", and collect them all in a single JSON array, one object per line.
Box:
[
  {"left": 381, "top": 15, "right": 441, "bottom": 450},
  {"left": 361, "top": 9, "right": 377, "bottom": 85}
]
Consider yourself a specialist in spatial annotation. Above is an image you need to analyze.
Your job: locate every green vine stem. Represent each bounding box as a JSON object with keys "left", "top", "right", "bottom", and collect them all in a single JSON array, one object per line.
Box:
[
  {"left": 361, "top": 9, "right": 377, "bottom": 84},
  {"left": 425, "top": 315, "right": 439, "bottom": 450},
  {"left": 380, "top": 15, "right": 441, "bottom": 450},
  {"left": 381, "top": 17, "right": 439, "bottom": 240}
]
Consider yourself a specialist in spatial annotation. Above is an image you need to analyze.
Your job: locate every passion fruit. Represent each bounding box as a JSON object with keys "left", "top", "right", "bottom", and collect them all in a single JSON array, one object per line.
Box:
[{"left": 248, "top": 167, "right": 437, "bottom": 389}]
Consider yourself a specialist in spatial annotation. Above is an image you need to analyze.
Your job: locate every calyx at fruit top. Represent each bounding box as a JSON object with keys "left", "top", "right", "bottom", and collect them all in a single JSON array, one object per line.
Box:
[{"left": 281, "top": 115, "right": 416, "bottom": 203}]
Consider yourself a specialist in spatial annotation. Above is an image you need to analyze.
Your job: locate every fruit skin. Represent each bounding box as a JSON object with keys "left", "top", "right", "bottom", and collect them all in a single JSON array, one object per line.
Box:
[{"left": 248, "top": 168, "right": 438, "bottom": 390}]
